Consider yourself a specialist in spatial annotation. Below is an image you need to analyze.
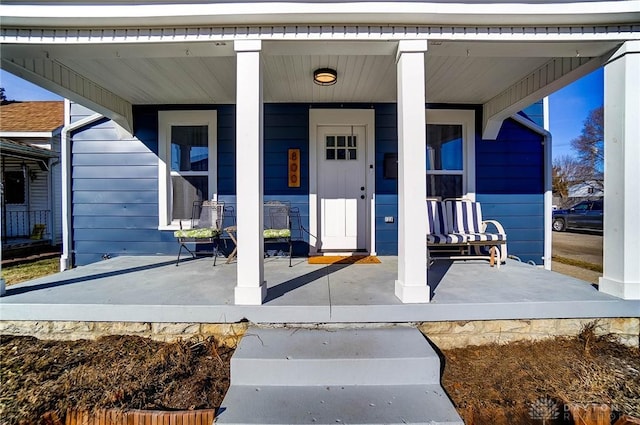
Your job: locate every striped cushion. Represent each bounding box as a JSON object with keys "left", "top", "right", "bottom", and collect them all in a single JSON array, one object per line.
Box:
[
  {"left": 428, "top": 234, "right": 467, "bottom": 244},
  {"left": 174, "top": 228, "right": 221, "bottom": 239},
  {"left": 264, "top": 228, "right": 291, "bottom": 239},
  {"left": 426, "top": 200, "right": 449, "bottom": 235},
  {"left": 446, "top": 200, "right": 483, "bottom": 234},
  {"left": 465, "top": 233, "right": 506, "bottom": 242}
]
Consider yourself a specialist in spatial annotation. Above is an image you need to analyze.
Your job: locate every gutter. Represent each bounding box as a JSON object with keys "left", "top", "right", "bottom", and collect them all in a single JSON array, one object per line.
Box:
[
  {"left": 49, "top": 155, "right": 60, "bottom": 247},
  {"left": 510, "top": 113, "right": 553, "bottom": 271},
  {"left": 2, "top": 2, "right": 639, "bottom": 27},
  {"left": 60, "top": 100, "right": 103, "bottom": 271}
]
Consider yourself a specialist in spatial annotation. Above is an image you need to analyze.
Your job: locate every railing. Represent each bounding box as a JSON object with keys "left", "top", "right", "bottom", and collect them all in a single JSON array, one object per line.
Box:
[{"left": 1, "top": 210, "right": 50, "bottom": 241}]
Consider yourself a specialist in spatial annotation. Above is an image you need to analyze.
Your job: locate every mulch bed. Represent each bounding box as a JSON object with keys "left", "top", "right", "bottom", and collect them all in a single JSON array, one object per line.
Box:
[
  {"left": 442, "top": 326, "right": 640, "bottom": 425},
  {"left": 0, "top": 326, "right": 638, "bottom": 425},
  {"left": 0, "top": 335, "right": 232, "bottom": 424}
]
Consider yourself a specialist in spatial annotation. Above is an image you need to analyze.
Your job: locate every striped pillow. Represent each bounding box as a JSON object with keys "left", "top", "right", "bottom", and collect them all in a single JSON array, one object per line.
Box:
[
  {"left": 426, "top": 200, "right": 449, "bottom": 235},
  {"left": 446, "top": 200, "right": 483, "bottom": 234}
]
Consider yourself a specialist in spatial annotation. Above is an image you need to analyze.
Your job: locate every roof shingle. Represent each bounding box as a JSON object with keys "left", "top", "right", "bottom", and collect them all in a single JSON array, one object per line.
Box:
[{"left": 0, "top": 101, "right": 64, "bottom": 133}]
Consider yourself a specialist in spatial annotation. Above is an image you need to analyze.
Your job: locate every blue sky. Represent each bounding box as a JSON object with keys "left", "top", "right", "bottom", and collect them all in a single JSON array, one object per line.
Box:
[
  {"left": 1, "top": 68, "right": 603, "bottom": 161},
  {"left": 1, "top": 70, "right": 63, "bottom": 102},
  {"left": 548, "top": 67, "right": 604, "bottom": 160}
]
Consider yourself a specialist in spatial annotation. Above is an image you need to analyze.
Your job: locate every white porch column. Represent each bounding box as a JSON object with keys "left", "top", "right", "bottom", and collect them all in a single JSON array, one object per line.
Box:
[
  {"left": 395, "top": 40, "right": 430, "bottom": 303},
  {"left": 599, "top": 41, "right": 640, "bottom": 300},
  {"left": 234, "top": 40, "right": 266, "bottom": 305}
]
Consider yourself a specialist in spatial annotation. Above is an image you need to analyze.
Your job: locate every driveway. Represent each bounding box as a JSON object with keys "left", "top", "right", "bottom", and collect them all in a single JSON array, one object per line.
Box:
[
  {"left": 552, "top": 231, "right": 603, "bottom": 284},
  {"left": 552, "top": 231, "right": 603, "bottom": 267}
]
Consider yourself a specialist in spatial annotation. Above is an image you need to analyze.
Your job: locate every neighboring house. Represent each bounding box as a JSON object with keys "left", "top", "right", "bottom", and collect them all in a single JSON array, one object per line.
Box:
[
  {"left": 568, "top": 180, "right": 604, "bottom": 199},
  {"left": 0, "top": 1, "right": 638, "bottom": 303},
  {"left": 0, "top": 101, "right": 64, "bottom": 255},
  {"left": 553, "top": 178, "right": 604, "bottom": 208}
]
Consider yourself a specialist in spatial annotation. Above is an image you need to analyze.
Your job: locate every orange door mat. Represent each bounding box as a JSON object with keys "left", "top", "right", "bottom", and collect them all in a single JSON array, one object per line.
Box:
[{"left": 308, "top": 255, "right": 381, "bottom": 264}]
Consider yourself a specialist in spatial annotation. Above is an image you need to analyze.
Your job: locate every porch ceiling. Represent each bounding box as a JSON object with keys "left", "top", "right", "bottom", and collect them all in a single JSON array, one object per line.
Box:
[{"left": 1, "top": 39, "right": 621, "bottom": 106}]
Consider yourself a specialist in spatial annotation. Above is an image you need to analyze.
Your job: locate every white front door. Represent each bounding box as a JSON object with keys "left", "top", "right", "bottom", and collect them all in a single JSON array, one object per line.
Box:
[{"left": 317, "top": 125, "right": 367, "bottom": 251}]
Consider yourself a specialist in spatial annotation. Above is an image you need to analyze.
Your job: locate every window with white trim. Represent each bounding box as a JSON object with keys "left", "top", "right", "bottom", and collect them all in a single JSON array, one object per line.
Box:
[
  {"left": 426, "top": 109, "right": 475, "bottom": 200},
  {"left": 158, "top": 110, "right": 217, "bottom": 229}
]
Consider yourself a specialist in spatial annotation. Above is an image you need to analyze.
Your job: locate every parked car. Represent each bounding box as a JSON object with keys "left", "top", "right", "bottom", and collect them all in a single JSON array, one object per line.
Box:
[{"left": 552, "top": 200, "right": 603, "bottom": 232}]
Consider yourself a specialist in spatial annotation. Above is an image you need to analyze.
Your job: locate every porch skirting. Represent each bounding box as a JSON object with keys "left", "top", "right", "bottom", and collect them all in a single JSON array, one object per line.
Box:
[{"left": 1, "top": 318, "right": 638, "bottom": 348}]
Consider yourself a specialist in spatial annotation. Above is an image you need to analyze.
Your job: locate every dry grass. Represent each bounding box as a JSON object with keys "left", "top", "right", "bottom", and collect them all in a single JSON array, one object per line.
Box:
[
  {"left": 552, "top": 255, "right": 603, "bottom": 273},
  {"left": 0, "top": 335, "right": 233, "bottom": 424},
  {"left": 1, "top": 257, "right": 60, "bottom": 286},
  {"left": 442, "top": 323, "right": 640, "bottom": 425},
  {"left": 1, "top": 324, "right": 637, "bottom": 425}
]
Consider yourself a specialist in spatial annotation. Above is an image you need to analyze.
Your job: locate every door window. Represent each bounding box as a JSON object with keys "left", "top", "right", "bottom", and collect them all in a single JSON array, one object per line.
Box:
[{"left": 325, "top": 135, "right": 357, "bottom": 161}]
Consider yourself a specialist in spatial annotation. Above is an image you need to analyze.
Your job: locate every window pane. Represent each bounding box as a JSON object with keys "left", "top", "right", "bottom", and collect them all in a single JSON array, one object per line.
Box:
[
  {"left": 171, "top": 125, "right": 208, "bottom": 172},
  {"left": 4, "top": 171, "right": 26, "bottom": 204},
  {"left": 326, "top": 149, "right": 335, "bottom": 160},
  {"left": 426, "top": 124, "right": 463, "bottom": 171},
  {"left": 348, "top": 136, "right": 356, "bottom": 147},
  {"left": 326, "top": 136, "right": 335, "bottom": 147},
  {"left": 348, "top": 149, "right": 357, "bottom": 160},
  {"left": 337, "top": 149, "right": 346, "bottom": 160},
  {"left": 171, "top": 175, "right": 207, "bottom": 220},
  {"left": 426, "top": 175, "right": 463, "bottom": 199},
  {"left": 337, "top": 136, "right": 346, "bottom": 147}
]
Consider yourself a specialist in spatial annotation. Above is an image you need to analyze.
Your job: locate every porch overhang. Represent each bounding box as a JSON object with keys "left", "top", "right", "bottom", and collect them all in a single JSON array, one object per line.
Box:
[
  {"left": 1, "top": 25, "right": 634, "bottom": 131},
  {"left": 1, "top": 57, "right": 133, "bottom": 133},
  {"left": 482, "top": 54, "right": 608, "bottom": 139},
  {"left": 0, "top": 137, "right": 57, "bottom": 169}
]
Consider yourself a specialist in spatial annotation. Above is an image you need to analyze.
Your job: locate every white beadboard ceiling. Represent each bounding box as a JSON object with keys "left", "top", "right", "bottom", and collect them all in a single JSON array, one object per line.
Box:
[{"left": 6, "top": 39, "right": 620, "bottom": 105}]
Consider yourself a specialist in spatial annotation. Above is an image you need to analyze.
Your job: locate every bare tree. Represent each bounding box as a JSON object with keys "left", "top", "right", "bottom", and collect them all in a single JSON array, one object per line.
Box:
[
  {"left": 571, "top": 106, "right": 604, "bottom": 171},
  {"left": 553, "top": 155, "right": 583, "bottom": 197},
  {"left": 552, "top": 155, "right": 599, "bottom": 207}
]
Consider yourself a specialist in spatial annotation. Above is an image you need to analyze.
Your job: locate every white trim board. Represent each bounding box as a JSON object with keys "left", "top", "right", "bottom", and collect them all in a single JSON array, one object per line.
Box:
[{"left": 2, "top": 2, "right": 639, "bottom": 27}]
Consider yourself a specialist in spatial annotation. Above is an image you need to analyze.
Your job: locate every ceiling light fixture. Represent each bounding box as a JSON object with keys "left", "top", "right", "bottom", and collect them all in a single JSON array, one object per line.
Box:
[{"left": 313, "top": 68, "right": 337, "bottom": 86}]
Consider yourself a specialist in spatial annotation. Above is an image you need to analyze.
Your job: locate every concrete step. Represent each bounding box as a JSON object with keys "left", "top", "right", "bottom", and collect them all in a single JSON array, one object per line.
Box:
[
  {"left": 230, "top": 327, "right": 441, "bottom": 386},
  {"left": 217, "top": 327, "right": 463, "bottom": 425},
  {"left": 217, "top": 384, "right": 463, "bottom": 425}
]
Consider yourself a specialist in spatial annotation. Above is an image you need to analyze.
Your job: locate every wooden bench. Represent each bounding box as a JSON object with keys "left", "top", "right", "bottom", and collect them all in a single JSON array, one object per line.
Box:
[{"left": 427, "top": 199, "right": 507, "bottom": 267}]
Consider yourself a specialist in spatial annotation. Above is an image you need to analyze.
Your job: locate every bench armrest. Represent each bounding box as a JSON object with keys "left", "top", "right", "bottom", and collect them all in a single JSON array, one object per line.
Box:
[{"left": 482, "top": 219, "right": 506, "bottom": 236}]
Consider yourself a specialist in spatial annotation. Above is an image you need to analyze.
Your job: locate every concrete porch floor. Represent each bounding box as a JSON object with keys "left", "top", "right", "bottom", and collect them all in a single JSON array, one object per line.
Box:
[{"left": 0, "top": 256, "right": 638, "bottom": 323}]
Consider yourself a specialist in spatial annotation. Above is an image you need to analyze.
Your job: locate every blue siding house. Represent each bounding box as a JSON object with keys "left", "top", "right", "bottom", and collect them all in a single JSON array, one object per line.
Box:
[
  {"left": 66, "top": 102, "right": 546, "bottom": 265},
  {"left": 2, "top": 0, "right": 638, "bottom": 303}
]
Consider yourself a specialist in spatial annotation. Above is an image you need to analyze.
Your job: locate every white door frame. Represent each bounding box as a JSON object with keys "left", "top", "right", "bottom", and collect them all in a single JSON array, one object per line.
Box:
[{"left": 309, "top": 109, "right": 376, "bottom": 256}]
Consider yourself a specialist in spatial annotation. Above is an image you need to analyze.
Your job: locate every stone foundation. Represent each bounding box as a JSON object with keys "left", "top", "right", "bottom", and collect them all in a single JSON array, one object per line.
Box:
[
  {"left": 0, "top": 320, "right": 248, "bottom": 348},
  {"left": 418, "top": 318, "right": 640, "bottom": 349},
  {"left": 0, "top": 318, "right": 638, "bottom": 349}
]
